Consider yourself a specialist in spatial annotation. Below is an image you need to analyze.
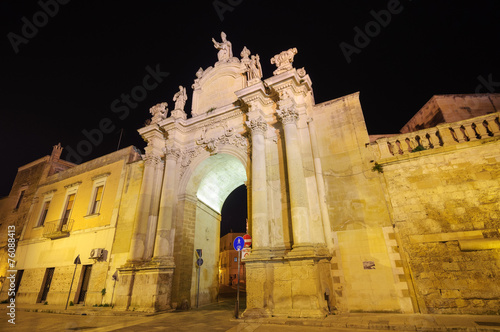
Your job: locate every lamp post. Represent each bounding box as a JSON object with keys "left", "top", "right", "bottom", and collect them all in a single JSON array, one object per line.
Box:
[
  {"left": 110, "top": 271, "right": 118, "bottom": 307},
  {"left": 65, "top": 255, "right": 81, "bottom": 310}
]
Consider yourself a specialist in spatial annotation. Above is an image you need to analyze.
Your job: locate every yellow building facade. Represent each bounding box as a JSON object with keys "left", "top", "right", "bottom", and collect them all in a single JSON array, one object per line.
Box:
[{"left": 0, "top": 147, "right": 142, "bottom": 306}]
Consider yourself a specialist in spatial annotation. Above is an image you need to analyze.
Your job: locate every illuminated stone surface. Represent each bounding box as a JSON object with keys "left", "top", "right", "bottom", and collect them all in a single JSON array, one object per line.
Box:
[{"left": 1, "top": 34, "right": 499, "bottom": 317}]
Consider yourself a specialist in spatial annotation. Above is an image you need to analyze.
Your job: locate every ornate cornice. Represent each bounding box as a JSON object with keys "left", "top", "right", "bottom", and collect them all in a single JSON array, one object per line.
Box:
[
  {"left": 64, "top": 181, "right": 82, "bottom": 189},
  {"left": 91, "top": 172, "right": 111, "bottom": 181}
]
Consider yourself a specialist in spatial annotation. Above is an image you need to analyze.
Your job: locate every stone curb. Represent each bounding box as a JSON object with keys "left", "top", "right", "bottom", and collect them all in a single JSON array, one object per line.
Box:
[{"left": 239, "top": 315, "right": 500, "bottom": 332}]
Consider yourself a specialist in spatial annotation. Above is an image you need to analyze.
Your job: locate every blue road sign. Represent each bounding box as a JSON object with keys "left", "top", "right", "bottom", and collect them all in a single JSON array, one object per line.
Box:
[
  {"left": 233, "top": 236, "right": 244, "bottom": 251},
  {"left": 197, "top": 258, "right": 203, "bottom": 266}
]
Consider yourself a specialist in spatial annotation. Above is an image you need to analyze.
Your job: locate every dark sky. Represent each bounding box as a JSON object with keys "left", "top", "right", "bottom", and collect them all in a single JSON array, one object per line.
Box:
[{"left": 1, "top": 0, "right": 499, "bottom": 197}]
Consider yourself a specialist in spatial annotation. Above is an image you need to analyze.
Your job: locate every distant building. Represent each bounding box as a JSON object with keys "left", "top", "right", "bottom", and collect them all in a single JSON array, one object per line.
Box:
[
  {"left": 219, "top": 233, "right": 246, "bottom": 286},
  {"left": 0, "top": 144, "right": 74, "bottom": 292}
]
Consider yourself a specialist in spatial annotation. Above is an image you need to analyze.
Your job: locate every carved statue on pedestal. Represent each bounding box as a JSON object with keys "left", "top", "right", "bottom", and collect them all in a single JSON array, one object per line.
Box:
[
  {"left": 173, "top": 86, "right": 187, "bottom": 111},
  {"left": 271, "top": 48, "right": 298, "bottom": 75},
  {"left": 241, "top": 46, "right": 262, "bottom": 85},
  {"left": 248, "top": 55, "right": 262, "bottom": 80},
  {"left": 212, "top": 32, "right": 233, "bottom": 62},
  {"left": 149, "top": 102, "right": 168, "bottom": 125}
]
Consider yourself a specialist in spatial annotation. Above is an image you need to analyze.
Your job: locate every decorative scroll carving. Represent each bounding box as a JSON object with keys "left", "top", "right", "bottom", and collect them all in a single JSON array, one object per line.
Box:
[
  {"left": 297, "top": 67, "right": 307, "bottom": 77},
  {"left": 271, "top": 48, "right": 298, "bottom": 75},
  {"left": 246, "top": 116, "right": 268, "bottom": 136},
  {"left": 179, "top": 146, "right": 203, "bottom": 178},
  {"left": 150, "top": 102, "right": 168, "bottom": 125},
  {"left": 196, "top": 122, "right": 248, "bottom": 154}
]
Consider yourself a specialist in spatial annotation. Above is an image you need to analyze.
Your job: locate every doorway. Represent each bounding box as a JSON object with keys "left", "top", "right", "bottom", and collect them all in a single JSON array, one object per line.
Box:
[
  {"left": 14, "top": 270, "right": 24, "bottom": 297},
  {"left": 38, "top": 267, "right": 54, "bottom": 303},
  {"left": 77, "top": 265, "right": 92, "bottom": 304}
]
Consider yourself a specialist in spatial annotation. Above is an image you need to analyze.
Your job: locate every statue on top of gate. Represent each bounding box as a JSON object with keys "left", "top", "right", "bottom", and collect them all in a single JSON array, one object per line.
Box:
[
  {"left": 212, "top": 31, "right": 234, "bottom": 62},
  {"left": 271, "top": 47, "right": 298, "bottom": 75}
]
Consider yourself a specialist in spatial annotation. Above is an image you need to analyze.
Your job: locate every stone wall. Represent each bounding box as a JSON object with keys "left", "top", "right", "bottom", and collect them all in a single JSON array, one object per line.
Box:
[
  {"left": 190, "top": 200, "right": 220, "bottom": 306},
  {"left": 312, "top": 93, "right": 413, "bottom": 313},
  {"left": 380, "top": 137, "right": 500, "bottom": 314}
]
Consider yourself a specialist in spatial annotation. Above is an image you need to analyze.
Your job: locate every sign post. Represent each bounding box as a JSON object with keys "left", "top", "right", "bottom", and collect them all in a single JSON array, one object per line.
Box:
[
  {"left": 195, "top": 249, "right": 203, "bottom": 308},
  {"left": 233, "top": 236, "right": 244, "bottom": 319}
]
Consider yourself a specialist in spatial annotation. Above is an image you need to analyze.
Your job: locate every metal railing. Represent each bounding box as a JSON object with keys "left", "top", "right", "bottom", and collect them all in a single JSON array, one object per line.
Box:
[{"left": 43, "top": 219, "right": 74, "bottom": 239}]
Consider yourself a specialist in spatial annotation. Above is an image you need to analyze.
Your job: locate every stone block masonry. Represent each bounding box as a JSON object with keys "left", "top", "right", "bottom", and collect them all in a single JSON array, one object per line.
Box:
[{"left": 379, "top": 136, "right": 500, "bottom": 314}]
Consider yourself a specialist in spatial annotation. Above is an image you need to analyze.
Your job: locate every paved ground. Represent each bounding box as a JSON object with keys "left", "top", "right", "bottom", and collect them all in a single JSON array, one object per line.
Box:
[{"left": 1, "top": 288, "right": 500, "bottom": 331}]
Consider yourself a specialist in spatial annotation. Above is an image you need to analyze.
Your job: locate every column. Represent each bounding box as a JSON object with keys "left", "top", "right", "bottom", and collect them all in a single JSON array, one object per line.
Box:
[
  {"left": 276, "top": 105, "right": 311, "bottom": 249},
  {"left": 143, "top": 157, "right": 164, "bottom": 260},
  {"left": 153, "top": 145, "right": 180, "bottom": 262},
  {"left": 128, "top": 152, "right": 161, "bottom": 262},
  {"left": 307, "top": 118, "right": 334, "bottom": 251},
  {"left": 246, "top": 116, "right": 270, "bottom": 255}
]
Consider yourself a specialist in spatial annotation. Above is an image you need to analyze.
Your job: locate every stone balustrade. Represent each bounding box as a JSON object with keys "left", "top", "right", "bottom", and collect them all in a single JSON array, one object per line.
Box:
[{"left": 371, "top": 112, "right": 500, "bottom": 159}]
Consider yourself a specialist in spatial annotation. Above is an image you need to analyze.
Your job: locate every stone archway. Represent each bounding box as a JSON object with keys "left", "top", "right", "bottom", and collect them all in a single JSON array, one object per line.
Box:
[
  {"left": 117, "top": 37, "right": 338, "bottom": 316},
  {"left": 172, "top": 152, "right": 248, "bottom": 307}
]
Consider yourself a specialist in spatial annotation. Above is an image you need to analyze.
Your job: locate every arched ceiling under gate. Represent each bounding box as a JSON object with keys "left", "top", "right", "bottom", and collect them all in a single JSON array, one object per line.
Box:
[{"left": 193, "top": 153, "right": 247, "bottom": 214}]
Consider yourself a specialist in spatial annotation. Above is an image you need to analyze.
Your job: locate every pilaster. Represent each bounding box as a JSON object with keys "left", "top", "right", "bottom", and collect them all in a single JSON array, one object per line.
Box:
[{"left": 246, "top": 114, "right": 271, "bottom": 258}]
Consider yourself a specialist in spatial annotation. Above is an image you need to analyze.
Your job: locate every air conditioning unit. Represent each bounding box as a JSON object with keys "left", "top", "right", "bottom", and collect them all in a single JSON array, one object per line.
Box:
[{"left": 89, "top": 248, "right": 104, "bottom": 259}]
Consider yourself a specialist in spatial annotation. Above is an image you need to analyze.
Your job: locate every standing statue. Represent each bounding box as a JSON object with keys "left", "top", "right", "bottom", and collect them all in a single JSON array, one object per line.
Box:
[
  {"left": 240, "top": 46, "right": 251, "bottom": 67},
  {"left": 173, "top": 85, "right": 187, "bottom": 111},
  {"left": 248, "top": 54, "right": 263, "bottom": 80},
  {"left": 212, "top": 32, "right": 233, "bottom": 62}
]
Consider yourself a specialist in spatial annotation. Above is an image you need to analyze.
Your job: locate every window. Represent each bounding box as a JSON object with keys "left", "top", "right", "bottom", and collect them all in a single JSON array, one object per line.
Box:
[
  {"left": 15, "top": 190, "right": 25, "bottom": 210},
  {"left": 36, "top": 189, "right": 56, "bottom": 228},
  {"left": 38, "top": 200, "right": 51, "bottom": 226},
  {"left": 62, "top": 194, "right": 75, "bottom": 227},
  {"left": 90, "top": 185, "right": 103, "bottom": 214},
  {"left": 86, "top": 173, "right": 109, "bottom": 217}
]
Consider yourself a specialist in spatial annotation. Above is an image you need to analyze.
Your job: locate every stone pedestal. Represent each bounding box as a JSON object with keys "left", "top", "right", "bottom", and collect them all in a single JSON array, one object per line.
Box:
[
  {"left": 243, "top": 254, "right": 332, "bottom": 318},
  {"left": 116, "top": 263, "right": 175, "bottom": 312}
]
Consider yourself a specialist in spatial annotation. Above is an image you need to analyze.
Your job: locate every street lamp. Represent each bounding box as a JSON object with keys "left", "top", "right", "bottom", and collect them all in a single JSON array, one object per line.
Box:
[{"left": 65, "top": 255, "right": 81, "bottom": 310}]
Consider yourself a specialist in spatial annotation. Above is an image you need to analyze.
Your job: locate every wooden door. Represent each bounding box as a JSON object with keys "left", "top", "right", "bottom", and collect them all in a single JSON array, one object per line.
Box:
[{"left": 77, "top": 265, "right": 92, "bottom": 304}]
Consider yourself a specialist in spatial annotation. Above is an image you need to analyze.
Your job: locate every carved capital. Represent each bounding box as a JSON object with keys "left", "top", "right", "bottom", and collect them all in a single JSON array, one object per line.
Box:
[
  {"left": 144, "top": 154, "right": 162, "bottom": 167},
  {"left": 276, "top": 106, "right": 299, "bottom": 125},
  {"left": 165, "top": 146, "right": 181, "bottom": 161},
  {"left": 246, "top": 116, "right": 267, "bottom": 136}
]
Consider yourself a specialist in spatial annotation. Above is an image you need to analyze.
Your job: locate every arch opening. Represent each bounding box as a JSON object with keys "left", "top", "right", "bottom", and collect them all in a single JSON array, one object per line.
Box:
[{"left": 185, "top": 153, "right": 248, "bottom": 307}]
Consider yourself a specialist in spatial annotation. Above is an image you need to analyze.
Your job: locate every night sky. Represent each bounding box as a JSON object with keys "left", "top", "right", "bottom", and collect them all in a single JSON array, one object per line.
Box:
[{"left": 1, "top": 0, "right": 499, "bottom": 202}]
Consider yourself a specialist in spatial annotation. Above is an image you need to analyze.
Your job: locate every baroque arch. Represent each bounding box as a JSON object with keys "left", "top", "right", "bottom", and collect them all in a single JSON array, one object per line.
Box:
[{"left": 115, "top": 33, "right": 411, "bottom": 318}]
